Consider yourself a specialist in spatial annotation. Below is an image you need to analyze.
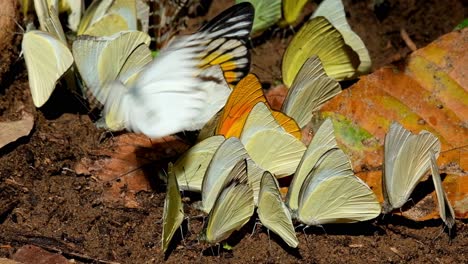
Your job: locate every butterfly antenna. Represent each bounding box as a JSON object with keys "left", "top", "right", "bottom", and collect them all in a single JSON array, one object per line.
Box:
[
  {"left": 179, "top": 225, "right": 186, "bottom": 246},
  {"left": 267, "top": 229, "right": 272, "bottom": 252},
  {"left": 250, "top": 219, "right": 259, "bottom": 238},
  {"left": 318, "top": 224, "right": 327, "bottom": 235},
  {"left": 209, "top": 246, "right": 215, "bottom": 256},
  {"left": 301, "top": 225, "right": 310, "bottom": 247}
]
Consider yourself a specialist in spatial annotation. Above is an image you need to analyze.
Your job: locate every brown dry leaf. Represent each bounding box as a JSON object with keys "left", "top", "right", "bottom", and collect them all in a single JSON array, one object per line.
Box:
[
  {"left": 0, "top": 111, "right": 34, "bottom": 149},
  {"left": 12, "top": 245, "right": 70, "bottom": 264},
  {"left": 268, "top": 29, "right": 468, "bottom": 219},
  {"left": 75, "top": 133, "right": 190, "bottom": 207},
  {"left": 318, "top": 28, "right": 468, "bottom": 219}
]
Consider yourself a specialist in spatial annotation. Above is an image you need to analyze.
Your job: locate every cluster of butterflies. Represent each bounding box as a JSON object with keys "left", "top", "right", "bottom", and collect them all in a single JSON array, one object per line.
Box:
[
  {"left": 18, "top": 0, "right": 455, "bottom": 255},
  {"left": 165, "top": 114, "right": 455, "bottom": 252}
]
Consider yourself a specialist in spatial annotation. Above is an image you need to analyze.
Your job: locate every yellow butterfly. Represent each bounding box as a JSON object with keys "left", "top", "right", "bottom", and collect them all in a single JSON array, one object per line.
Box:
[
  {"left": 282, "top": 16, "right": 359, "bottom": 84},
  {"left": 161, "top": 163, "right": 184, "bottom": 253},
  {"left": 311, "top": 0, "right": 371, "bottom": 74},
  {"left": 281, "top": 0, "right": 309, "bottom": 27},
  {"left": 200, "top": 159, "right": 254, "bottom": 245},
  {"left": 257, "top": 171, "right": 298, "bottom": 248},
  {"left": 77, "top": 0, "right": 137, "bottom": 36}
]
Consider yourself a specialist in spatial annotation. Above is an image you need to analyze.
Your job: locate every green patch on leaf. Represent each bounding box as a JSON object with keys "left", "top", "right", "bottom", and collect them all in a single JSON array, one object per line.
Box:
[{"left": 321, "top": 112, "right": 378, "bottom": 152}]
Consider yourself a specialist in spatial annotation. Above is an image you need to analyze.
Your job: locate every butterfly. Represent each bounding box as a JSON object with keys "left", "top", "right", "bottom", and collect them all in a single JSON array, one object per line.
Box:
[
  {"left": 161, "top": 163, "right": 184, "bottom": 253},
  {"left": 382, "top": 122, "right": 441, "bottom": 213},
  {"left": 73, "top": 3, "right": 255, "bottom": 138},
  {"left": 282, "top": 16, "right": 360, "bottom": 84},
  {"left": 239, "top": 102, "right": 306, "bottom": 178},
  {"left": 257, "top": 171, "right": 298, "bottom": 248},
  {"left": 77, "top": 0, "right": 138, "bottom": 36},
  {"left": 281, "top": 55, "right": 341, "bottom": 129},
  {"left": 429, "top": 151, "right": 455, "bottom": 231},
  {"left": 280, "top": 0, "right": 308, "bottom": 27},
  {"left": 200, "top": 159, "right": 255, "bottom": 245},
  {"left": 285, "top": 118, "right": 380, "bottom": 225},
  {"left": 22, "top": 1, "right": 75, "bottom": 107},
  {"left": 311, "top": 0, "right": 371, "bottom": 74},
  {"left": 235, "top": 0, "right": 282, "bottom": 36},
  {"left": 293, "top": 147, "right": 381, "bottom": 225},
  {"left": 286, "top": 118, "right": 338, "bottom": 211},
  {"left": 141, "top": 0, "right": 197, "bottom": 50},
  {"left": 173, "top": 135, "right": 225, "bottom": 192},
  {"left": 214, "top": 74, "right": 302, "bottom": 140},
  {"left": 200, "top": 137, "right": 250, "bottom": 213}
]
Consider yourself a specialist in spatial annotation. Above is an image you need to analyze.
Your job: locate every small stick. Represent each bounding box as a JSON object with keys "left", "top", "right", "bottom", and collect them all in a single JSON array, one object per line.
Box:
[{"left": 400, "top": 28, "right": 417, "bottom": 51}]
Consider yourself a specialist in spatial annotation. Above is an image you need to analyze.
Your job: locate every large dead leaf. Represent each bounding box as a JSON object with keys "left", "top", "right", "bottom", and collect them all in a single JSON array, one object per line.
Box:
[
  {"left": 321, "top": 29, "right": 468, "bottom": 220},
  {"left": 0, "top": 111, "right": 34, "bottom": 149},
  {"left": 267, "top": 29, "right": 468, "bottom": 220},
  {"left": 75, "top": 133, "right": 190, "bottom": 208}
]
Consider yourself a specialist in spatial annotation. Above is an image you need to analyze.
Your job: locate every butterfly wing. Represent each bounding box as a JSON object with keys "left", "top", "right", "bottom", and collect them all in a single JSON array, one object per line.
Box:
[
  {"left": 217, "top": 74, "right": 301, "bottom": 139},
  {"left": 201, "top": 137, "right": 250, "bottom": 213},
  {"left": 281, "top": 56, "right": 341, "bottom": 128},
  {"left": 282, "top": 0, "right": 308, "bottom": 26},
  {"left": 204, "top": 159, "right": 254, "bottom": 244},
  {"left": 383, "top": 122, "right": 441, "bottom": 212},
  {"left": 197, "top": 2, "right": 254, "bottom": 85},
  {"left": 78, "top": 0, "right": 137, "bottom": 35},
  {"left": 22, "top": 30, "right": 74, "bottom": 107},
  {"left": 297, "top": 149, "right": 380, "bottom": 225},
  {"left": 282, "top": 17, "right": 359, "bottom": 85},
  {"left": 173, "top": 135, "right": 225, "bottom": 192},
  {"left": 161, "top": 163, "right": 185, "bottom": 253},
  {"left": 246, "top": 158, "right": 265, "bottom": 205},
  {"left": 192, "top": 65, "right": 232, "bottom": 129},
  {"left": 286, "top": 118, "right": 338, "bottom": 211},
  {"left": 257, "top": 171, "right": 298, "bottom": 248},
  {"left": 33, "top": 0, "right": 67, "bottom": 42},
  {"left": 240, "top": 111, "right": 306, "bottom": 178},
  {"left": 311, "top": 0, "right": 371, "bottom": 74},
  {"left": 429, "top": 151, "right": 455, "bottom": 230},
  {"left": 236, "top": 0, "right": 281, "bottom": 35}
]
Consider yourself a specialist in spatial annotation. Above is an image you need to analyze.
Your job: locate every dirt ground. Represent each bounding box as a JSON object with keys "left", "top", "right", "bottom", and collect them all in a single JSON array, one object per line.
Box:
[{"left": 1, "top": 0, "right": 467, "bottom": 263}]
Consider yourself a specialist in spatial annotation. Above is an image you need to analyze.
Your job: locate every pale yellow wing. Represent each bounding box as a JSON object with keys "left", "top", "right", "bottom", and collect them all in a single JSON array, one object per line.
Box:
[
  {"left": 282, "top": 0, "right": 308, "bottom": 26},
  {"left": 257, "top": 171, "right": 298, "bottom": 248},
  {"left": 281, "top": 56, "right": 341, "bottom": 128},
  {"left": 78, "top": 0, "right": 137, "bottom": 36},
  {"left": 286, "top": 118, "right": 338, "bottom": 211},
  {"left": 201, "top": 137, "right": 250, "bottom": 213},
  {"left": 173, "top": 135, "right": 225, "bottom": 192},
  {"left": 204, "top": 159, "right": 254, "bottom": 244},
  {"left": 311, "top": 0, "right": 371, "bottom": 74},
  {"left": 22, "top": 30, "right": 74, "bottom": 107},
  {"left": 161, "top": 163, "right": 184, "bottom": 253},
  {"left": 383, "top": 122, "right": 441, "bottom": 213},
  {"left": 297, "top": 149, "right": 380, "bottom": 225},
  {"left": 429, "top": 151, "right": 455, "bottom": 230},
  {"left": 282, "top": 16, "right": 359, "bottom": 85}
]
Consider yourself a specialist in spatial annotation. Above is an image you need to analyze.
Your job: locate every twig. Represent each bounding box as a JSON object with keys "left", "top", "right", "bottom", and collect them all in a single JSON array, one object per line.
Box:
[{"left": 400, "top": 28, "right": 417, "bottom": 51}]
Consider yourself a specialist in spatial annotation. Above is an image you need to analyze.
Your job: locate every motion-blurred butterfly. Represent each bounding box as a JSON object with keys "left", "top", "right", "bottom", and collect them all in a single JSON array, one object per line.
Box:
[{"left": 73, "top": 3, "right": 254, "bottom": 138}]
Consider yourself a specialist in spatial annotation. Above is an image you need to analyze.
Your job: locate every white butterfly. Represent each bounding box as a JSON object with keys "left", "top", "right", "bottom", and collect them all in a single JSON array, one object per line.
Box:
[{"left": 75, "top": 3, "right": 254, "bottom": 138}]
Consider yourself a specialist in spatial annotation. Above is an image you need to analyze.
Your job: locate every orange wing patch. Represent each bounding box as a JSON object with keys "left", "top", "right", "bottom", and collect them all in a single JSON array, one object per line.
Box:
[{"left": 216, "top": 74, "right": 301, "bottom": 139}]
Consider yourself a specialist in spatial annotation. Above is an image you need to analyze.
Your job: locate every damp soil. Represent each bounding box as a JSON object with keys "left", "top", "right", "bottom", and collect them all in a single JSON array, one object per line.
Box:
[{"left": 0, "top": 0, "right": 467, "bottom": 263}]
